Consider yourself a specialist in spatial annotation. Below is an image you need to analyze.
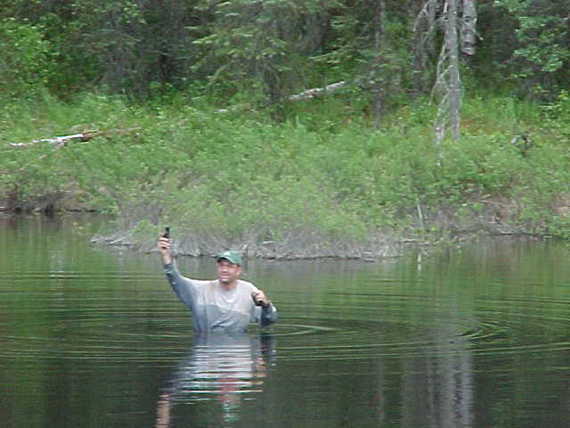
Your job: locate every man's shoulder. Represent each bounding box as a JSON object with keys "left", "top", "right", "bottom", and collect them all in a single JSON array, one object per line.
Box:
[
  {"left": 237, "top": 279, "right": 257, "bottom": 290},
  {"left": 182, "top": 278, "right": 216, "bottom": 288}
]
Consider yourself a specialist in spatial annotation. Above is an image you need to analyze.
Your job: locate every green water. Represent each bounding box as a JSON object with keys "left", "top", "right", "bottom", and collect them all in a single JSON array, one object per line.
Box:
[{"left": 1, "top": 215, "right": 569, "bottom": 427}]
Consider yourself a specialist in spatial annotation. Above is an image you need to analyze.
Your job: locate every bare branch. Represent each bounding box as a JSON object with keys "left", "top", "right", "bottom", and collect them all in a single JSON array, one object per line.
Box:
[
  {"left": 8, "top": 128, "right": 141, "bottom": 149},
  {"left": 287, "top": 81, "right": 348, "bottom": 102},
  {"left": 216, "top": 81, "right": 349, "bottom": 113}
]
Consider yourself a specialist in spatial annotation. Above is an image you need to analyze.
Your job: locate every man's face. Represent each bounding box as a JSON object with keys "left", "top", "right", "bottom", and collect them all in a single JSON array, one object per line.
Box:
[{"left": 217, "top": 259, "right": 241, "bottom": 285}]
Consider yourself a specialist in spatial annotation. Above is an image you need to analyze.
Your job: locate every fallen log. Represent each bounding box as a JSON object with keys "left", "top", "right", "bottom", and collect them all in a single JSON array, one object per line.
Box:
[
  {"left": 287, "top": 81, "right": 348, "bottom": 102},
  {"left": 216, "top": 81, "right": 348, "bottom": 113},
  {"left": 8, "top": 127, "right": 141, "bottom": 148}
]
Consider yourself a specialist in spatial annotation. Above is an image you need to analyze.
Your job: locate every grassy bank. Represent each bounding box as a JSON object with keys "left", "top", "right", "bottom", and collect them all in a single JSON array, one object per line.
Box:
[{"left": 1, "top": 92, "right": 569, "bottom": 259}]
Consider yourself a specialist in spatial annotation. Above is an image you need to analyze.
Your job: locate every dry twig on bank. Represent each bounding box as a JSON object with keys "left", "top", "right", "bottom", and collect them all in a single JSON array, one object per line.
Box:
[{"left": 8, "top": 128, "right": 141, "bottom": 149}]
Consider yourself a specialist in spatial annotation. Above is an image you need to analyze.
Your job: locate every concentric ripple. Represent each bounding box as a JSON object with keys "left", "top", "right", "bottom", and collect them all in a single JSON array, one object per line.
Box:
[
  {"left": 2, "top": 285, "right": 568, "bottom": 365},
  {"left": 1, "top": 234, "right": 570, "bottom": 370}
]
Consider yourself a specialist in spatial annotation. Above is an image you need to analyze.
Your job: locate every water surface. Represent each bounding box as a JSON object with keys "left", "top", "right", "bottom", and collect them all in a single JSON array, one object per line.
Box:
[{"left": 1, "top": 215, "right": 569, "bottom": 427}]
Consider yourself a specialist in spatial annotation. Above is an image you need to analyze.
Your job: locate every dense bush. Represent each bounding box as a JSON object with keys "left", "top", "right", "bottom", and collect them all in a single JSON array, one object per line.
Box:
[
  {"left": 1, "top": 92, "right": 568, "bottom": 255},
  {"left": 0, "top": 19, "right": 53, "bottom": 98}
]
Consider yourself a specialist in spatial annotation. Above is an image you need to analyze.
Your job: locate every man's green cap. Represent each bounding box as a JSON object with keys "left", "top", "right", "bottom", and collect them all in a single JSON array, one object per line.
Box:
[{"left": 215, "top": 250, "right": 243, "bottom": 266}]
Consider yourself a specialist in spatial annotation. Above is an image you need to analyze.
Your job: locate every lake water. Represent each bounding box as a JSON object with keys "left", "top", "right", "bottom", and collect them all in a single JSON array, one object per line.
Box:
[{"left": 1, "top": 215, "right": 569, "bottom": 428}]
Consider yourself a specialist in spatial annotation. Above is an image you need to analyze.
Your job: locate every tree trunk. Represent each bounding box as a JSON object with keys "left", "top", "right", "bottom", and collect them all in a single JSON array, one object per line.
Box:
[
  {"left": 412, "top": 0, "right": 438, "bottom": 96},
  {"left": 434, "top": 0, "right": 462, "bottom": 144},
  {"left": 447, "top": 0, "right": 462, "bottom": 140},
  {"left": 461, "top": 0, "right": 477, "bottom": 56},
  {"left": 371, "top": 0, "right": 386, "bottom": 129}
]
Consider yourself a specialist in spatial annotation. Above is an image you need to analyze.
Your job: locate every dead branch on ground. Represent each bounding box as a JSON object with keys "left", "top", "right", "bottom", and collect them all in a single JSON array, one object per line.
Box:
[{"left": 8, "top": 127, "right": 141, "bottom": 149}]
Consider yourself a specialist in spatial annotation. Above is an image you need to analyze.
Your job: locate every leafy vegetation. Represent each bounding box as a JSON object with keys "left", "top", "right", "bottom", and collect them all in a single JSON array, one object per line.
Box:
[
  {"left": 1, "top": 92, "right": 568, "bottom": 257},
  {"left": 0, "top": 1, "right": 568, "bottom": 257}
]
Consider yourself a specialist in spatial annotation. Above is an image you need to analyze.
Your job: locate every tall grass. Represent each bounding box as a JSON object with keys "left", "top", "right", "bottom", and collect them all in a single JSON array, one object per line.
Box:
[{"left": 1, "top": 91, "right": 569, "bottom": 257}]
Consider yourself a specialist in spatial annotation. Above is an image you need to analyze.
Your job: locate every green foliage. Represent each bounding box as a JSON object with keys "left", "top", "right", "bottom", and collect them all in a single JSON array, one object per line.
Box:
[
  {"left": 1, "top": 0, "right": 569, "bottom": 252},
  {"left": 494, "top": 0, "right": 570, "bottom": 98},
  {"left": 0, "top": 94, "right": 139, "bottom": 210},
  {"left": 0, "top": 18, "right": 54, "bottom": 99},
  {"left": 193, "top": 0, "right": 337, "bottom": 106},
  {"left": 1, "top": 0, "right": 568, "bottom": 109},
  {"left": 1, "top": 91, "right": 568, "bottom": 243}
]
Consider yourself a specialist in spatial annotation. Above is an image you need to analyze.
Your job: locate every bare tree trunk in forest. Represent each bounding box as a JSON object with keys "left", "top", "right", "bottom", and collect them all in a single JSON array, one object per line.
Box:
[
  {"left": 370, "top": 0, "right": 386, "bottom": 128},
  {"left": 412, "top": 0, "right": 438, "bottom": 96},
  {"left": 461, "top": 0, "right": 477, "bottom": 56},
  {"left": 447, "top": 0, "right": 461, "bottom": 141},
  {"left": 434, "top": 0, "right": 462, "bottom": 145}
]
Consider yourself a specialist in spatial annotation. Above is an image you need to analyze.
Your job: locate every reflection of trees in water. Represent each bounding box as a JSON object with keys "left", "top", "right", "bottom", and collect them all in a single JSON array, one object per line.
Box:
[
  {"left": 401, "top": 326, "right": 473, "bottom": 427},
  {"left": 156, "top": 333, "right": 276, "bottom": 427},
  {"left": 394, "top": 254, "right": 475, "bottom": 427}
]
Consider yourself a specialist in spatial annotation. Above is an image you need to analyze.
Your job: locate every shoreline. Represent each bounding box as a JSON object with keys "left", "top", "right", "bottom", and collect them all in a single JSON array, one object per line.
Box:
[
  {"left": 1, "top": 188, "right": 567, "bottom": 262},
  {"left": 1, "top": 209, "right": 557, "bottom": 262},
  {"left": 88, "top": 219, "right": 552, "bottom": 262}
]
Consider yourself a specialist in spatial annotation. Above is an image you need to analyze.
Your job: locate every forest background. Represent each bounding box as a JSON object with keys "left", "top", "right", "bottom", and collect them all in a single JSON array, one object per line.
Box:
[{"left": 1, "top": 0, "right": 568, "bottom": 259}]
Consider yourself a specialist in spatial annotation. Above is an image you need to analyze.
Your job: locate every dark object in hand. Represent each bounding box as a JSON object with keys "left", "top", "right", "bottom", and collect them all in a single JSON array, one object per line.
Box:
[
  {"left": 163, "top": 227, "right": 170, "bottom": 239},
  {"left": 252, "top": 292, "right": 269, "bottom": 307}
]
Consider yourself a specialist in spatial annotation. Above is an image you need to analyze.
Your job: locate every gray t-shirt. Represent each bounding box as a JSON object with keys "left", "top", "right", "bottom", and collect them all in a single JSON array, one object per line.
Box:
[{"left": 164, "top": 263, "right": 278, "bottom": 332}]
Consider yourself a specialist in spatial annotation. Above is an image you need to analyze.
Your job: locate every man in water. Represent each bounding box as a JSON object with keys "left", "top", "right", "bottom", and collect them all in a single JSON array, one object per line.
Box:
[{"left": 158, "top": 236, "right": 278, "bottom": 332}]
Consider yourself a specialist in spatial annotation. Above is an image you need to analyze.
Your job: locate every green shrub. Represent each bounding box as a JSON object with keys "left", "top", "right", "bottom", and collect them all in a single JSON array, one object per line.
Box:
[
  {"left": 1, "top": 92, "right": 568, "bottom": 244},
  {"left": 0, "top": 19, "right": 54, "bottom": 99}
]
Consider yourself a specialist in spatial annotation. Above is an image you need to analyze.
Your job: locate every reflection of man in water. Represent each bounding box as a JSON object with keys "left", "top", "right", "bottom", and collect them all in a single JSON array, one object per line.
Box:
[
  {"left": 158, "top": 236, "right": 278, "bottom": 332},
  {"left": 156, "top": 333, "right": 276, "bottom": 427}
]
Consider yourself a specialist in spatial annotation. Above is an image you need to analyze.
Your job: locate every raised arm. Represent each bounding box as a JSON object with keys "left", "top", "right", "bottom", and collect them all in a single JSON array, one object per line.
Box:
[
  {"left": 157, "top": 235, "right": 195, "bottom": 309},
  {"left": 158, "top": 235, "right": 174, "bottom": 265}
]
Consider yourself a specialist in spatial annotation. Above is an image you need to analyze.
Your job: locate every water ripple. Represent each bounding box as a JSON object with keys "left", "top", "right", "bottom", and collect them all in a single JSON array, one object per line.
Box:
[{"left": 1, "top": 280, "right": 569, "bottom": 365}]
